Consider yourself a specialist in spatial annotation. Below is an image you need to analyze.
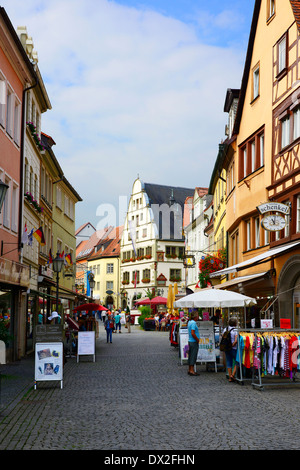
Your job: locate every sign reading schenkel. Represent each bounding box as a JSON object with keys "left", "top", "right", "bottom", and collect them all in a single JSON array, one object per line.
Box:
[{"left": 257, "top": 202, "right": 290, "bottom": 215}]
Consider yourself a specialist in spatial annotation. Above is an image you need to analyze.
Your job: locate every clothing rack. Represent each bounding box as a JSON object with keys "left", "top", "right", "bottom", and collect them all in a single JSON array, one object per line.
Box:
[{"left": 235, "top": 328, "right": 300, "bottom": 390}]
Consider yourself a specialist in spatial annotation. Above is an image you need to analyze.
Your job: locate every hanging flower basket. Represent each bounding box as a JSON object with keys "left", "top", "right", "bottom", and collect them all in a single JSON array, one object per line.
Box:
[
  {"left": 199, "top": 248, "right": 226, "bottom": 288},
  {"left": 27, "top": 121, "right": 45, "bottom": 152}
]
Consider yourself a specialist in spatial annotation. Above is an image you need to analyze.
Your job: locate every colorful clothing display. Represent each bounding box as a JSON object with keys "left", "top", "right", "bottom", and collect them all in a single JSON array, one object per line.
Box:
[{"left": 236, "top": 330, "right": 300, "bottom": 379}]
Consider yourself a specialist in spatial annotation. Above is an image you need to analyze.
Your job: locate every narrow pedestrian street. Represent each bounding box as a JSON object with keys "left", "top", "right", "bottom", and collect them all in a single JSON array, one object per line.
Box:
[{"left": 1, "top": 325, "right": 300, "bottom": 453}]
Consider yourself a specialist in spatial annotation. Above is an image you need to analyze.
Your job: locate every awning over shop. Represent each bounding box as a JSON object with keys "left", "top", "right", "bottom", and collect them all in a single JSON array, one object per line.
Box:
[
  {"left": 210, "top": 241, "right": 300, "bottom": 278},
  {"left": 73, "top": 303, "right": 108, "bottom": 312},
  {"left": 213, "top": 272, "right": 268, "bottom": 289},
  {"left": 212, "top": 271, "right": 275, "bottom": 300}
]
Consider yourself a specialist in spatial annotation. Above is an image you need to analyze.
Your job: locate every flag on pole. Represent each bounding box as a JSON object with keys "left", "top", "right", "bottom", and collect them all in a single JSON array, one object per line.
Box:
[
  {"left": 128, "top": 219, "right": 137, "bottom": 257},
  {"left": 48, "top": 249, "right": 53, "bottom": 265},
  {"left": 21, "top": 223, "right": 28, "bottom": 245},
  {"left": 27, "top": 229, "right": 34, "bottom": 246},
  {"left": 33, "top": 227, "right": 46, "bottom": 246},
  {"left": 65, "top": 253, "right": 72, "bottom": 265}
]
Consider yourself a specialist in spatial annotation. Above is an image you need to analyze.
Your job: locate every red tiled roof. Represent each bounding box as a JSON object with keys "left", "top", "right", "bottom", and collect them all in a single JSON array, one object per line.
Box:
[{"left": 290, "top": 1, "right": 300, "bottom": 30}]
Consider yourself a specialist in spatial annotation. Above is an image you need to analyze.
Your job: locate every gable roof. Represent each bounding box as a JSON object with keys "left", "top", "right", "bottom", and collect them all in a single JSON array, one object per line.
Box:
[
  {"left": 76, "top": 227, "right": 114, "bottom": 260},
  {"left": 290, "top": 1, "right": 300, "bottom": 30},
  {"left": 88, "top": 226, "right": 124, "bottom": 261},
  {"left": 143, "top": 182, "right": 194, "bottom": 209},
  {"left": 76, "top": 222, "right": 96, "bottom": 236}
]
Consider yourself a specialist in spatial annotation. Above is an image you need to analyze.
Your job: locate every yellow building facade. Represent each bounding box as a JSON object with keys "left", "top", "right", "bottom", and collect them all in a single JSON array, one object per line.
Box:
[
  {"left": 211, "top": 0, "right": 300, "bottom": 328},
  {"left": 87, "top": 227, "right": 123, "bottom": 310}
]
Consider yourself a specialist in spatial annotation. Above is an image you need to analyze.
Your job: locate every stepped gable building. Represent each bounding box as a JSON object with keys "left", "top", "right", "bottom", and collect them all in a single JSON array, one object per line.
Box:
[{"left": 120, "top": 178, "right": 194, "bottom": 309}]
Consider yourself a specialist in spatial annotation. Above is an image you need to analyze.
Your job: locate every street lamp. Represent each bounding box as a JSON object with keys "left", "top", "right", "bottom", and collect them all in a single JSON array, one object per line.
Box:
[
  {"left": 52, "top": 252, "right": 64, "bottom": 315},
  {"left": 0, "top": 180, "right": 9, "bottom": 213},
  {"left": 88, "top": 273, "right": 95, "bottom": 301}
]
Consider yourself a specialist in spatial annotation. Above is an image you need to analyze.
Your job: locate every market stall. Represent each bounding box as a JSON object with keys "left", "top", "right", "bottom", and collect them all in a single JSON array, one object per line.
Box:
[
  {"left": 73, "top": 303, "right": 108, "bottom": 338},
  {"left": 174, "top": 288, "right": 257, "bottom": 372}
]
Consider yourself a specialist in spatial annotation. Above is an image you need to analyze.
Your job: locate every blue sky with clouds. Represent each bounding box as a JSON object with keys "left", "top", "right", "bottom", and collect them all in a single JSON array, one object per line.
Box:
[{"left": 1, "top": 0, "right": 255, "bottom": 229}]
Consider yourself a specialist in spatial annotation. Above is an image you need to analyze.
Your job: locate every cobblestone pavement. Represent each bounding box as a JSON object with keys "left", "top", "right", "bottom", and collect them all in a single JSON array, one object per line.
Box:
[{"left": 0, "top": 325, "right": 300, "bottom": 452}]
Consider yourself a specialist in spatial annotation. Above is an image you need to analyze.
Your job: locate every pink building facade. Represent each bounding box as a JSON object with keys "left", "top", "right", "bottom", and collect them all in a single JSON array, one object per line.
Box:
[{"left": 0, "top": 7, "right": 36, "bottom": 360}]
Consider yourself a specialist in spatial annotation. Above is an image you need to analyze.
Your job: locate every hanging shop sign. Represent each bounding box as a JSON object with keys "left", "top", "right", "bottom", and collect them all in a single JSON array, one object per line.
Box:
[
  {"left": 257, "top": 202, "right": 290, "bottom": 215},
  {"left": 257, "top": 202, "right": 290, "bottom": 232}
]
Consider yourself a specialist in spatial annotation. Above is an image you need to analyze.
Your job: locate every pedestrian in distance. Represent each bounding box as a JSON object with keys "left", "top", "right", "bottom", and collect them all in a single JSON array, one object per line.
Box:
[
  {"left": 126, "top": 313, "right": 131, "bottom": 333},
  {"left": 187, "top": 311, "right": 200, "bottom": 376},
  {"left": 114, "top": 311, "right": 122, "bottom": 333},
  {"left": 104, "top": 313, "right": 114, "bottom": 343}
]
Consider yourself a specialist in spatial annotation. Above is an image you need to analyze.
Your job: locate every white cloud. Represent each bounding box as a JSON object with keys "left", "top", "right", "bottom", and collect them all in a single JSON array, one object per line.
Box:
[{"left": 1, "top": 0, "right": 246, "bottom": 227}]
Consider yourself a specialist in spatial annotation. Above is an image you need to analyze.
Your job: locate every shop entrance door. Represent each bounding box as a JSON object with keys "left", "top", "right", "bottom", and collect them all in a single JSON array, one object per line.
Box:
[{"left": 293, "top": 290, "right": 300, "bottom": 329}]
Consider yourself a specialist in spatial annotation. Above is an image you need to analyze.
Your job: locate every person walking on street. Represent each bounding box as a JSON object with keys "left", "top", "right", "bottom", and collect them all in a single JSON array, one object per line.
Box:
[
  {"left": 126, "top": 313, "right": 131, "bottom": 333},
  {"left": 105, "top": 313, "right": 114, "bottom": 343},
  {"left": 115, "top": 311, "right": 122, "bottom": 333},
  {"left": 187, "top": 311, "right": 200, "bottom": 376}
]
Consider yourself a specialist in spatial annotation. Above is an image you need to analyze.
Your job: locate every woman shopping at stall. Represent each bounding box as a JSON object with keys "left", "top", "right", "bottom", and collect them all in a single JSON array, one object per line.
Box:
[{"left": 222, "top": 317, "right": 238, "bottom": 382}]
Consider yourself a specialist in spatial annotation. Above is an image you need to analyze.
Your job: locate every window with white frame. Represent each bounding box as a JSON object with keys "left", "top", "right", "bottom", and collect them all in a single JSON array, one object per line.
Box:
[
  {"left": 246, "top": 220, "right": 251, "bottom": 251},
  {"left": 2, "top": 176, "right": 10, "bottom": 228},
  {"left": 11, "top": 185, "right": 18, "bottom": 232},
  {"left": 6, "top": 87, "right": 13, "bottom": 137},
  {"left": 13, "top": 98, "right": 21, "bottom": 146},
  {"left": 253, "top": 65, "right": 260, "bottom": 100},
  {"left": 297, "top": 196, "right": 300, "bottom": 233},
  {"left": 106, "top": 281, "right": 113, "bottom": 291},
  {"left": 255, "top": 217, "right": 260, "bottom": 248},
  {"left": 281, "top": 115, "right": 290, "bottom": 149},
  {"left": 259, "top": 133, "right": 264, "bottom": 167},
  {"left": 294, "top": 107, "right": 300, "bottom": 141},
  {"left": 251, "top": 140, "right": 256, "bottom": 173},
  {"left": 107, "top": 263, "right": 114, "bottom": 274},
  {"left": 0, "top": 74, "right": 5, "bottom": 127},
  {"left": 278, "top": 35, "right": 287, "bottom": 74}
]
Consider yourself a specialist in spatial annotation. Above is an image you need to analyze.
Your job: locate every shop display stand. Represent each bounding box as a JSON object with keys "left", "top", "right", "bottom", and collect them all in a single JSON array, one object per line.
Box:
[{"left": 236, "top": 328, "right": 300, "bottom": 391}]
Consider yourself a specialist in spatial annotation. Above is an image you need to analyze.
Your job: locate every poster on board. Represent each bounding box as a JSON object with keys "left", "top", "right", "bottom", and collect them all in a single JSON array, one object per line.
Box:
[
  {"left": 35, "top": 342, "right": 63, "bottom": 388},
  {"left": 77, "top": 331, "right": 95, "bottom": 362},
  {"left": 179, "top": 321, "right": 216, "bottom": 366}
]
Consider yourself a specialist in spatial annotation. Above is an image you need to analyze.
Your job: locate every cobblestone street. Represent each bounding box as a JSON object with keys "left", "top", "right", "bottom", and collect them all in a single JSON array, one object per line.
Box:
[{"left": 0, "top": 325, "right": 299, "bottom": 453}]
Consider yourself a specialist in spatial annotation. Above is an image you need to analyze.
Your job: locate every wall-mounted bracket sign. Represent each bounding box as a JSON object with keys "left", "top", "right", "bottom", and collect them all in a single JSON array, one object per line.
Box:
[
  {"left": 261, "top": 214, "right": 287, "bottom": 231},
  {"left": 257, "top": 202, "right": 290, "bottom": 215},
  {"left": 257, "top": 202, "right": 290, "bottom": 232}
]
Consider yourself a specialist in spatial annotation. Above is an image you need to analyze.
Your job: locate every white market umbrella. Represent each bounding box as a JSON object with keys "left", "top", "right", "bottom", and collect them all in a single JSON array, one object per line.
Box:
[{"left": 174, "top": 288, "right": 257, "bottom": 309}]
